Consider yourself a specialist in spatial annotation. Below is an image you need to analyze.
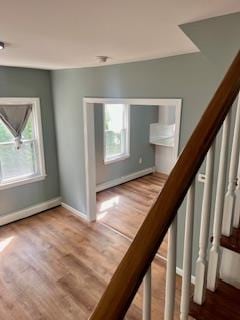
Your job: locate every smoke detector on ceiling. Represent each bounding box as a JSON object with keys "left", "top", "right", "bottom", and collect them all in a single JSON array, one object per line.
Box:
[
  {"left": 0, "top": 41, "right": 5, "bottom": 50},
  {"left": 96, "top": 56, "right": 110, "bottom": 63}
]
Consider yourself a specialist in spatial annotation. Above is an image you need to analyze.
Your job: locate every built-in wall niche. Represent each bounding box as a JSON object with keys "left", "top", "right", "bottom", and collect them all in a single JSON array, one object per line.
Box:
[
  {"left": 149, "top": 104, "right": 181, "bottom": 175},
  {"left": 149, "top": 123, "right": 175, "bottom": 147}
]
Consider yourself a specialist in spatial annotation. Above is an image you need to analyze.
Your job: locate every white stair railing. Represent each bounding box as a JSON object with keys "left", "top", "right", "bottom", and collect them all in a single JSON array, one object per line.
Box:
[
  {"left": 194, "top": 144, "right": 215, "bottom": 304},
  {"left": 141, "top": 95, "right": 240, "bottom": 319},
  {"left": 143, "top": 267, "right": 152, "bottom": 320},
  {"left": 141, "top": 94, "right": 240, "bottom": 319},
  {"left": 207, "top": 114, "right": 231, "bottom": 291},
  {"left": 164, "top": 217, "right": 177, "bottom": 320},
  {"left": 222, "top": 94, "right": 240, "bottom": 236},
  {"left": 233, "top": 158, "right": 240, "bottom": 228},
  {"left": 180, "top": 180, "right": 196, "bottom": 320}
]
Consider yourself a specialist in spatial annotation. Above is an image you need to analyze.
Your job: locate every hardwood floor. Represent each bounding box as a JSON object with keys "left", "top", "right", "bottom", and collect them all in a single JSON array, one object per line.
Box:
[
  {"left": 96, "top": 172, "right": 168, "bottom": 258},
  {"left": 0, "top": 206, "right": 182, "bottom": 320}
]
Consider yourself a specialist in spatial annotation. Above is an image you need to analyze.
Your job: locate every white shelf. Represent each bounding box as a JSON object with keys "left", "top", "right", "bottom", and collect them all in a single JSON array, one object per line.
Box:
[
  {"left": 149, "top": 123, "right": 175, "bottom": 147},
  {"left": 150, "top": 136, "right": 174, "bottom": 147}
]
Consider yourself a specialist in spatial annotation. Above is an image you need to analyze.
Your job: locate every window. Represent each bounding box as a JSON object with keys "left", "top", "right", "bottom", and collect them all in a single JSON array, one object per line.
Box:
[
  {"left": 104, "top": 104, "right": 130, "bottom": 164},
  {"left": 0, "top": 98, "right": 46, "bottom": 189}
]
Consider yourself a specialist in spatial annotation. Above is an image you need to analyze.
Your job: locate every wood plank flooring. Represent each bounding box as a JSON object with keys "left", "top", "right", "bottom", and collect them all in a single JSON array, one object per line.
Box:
[
  {"left": 0, "top": 206, "right": 183, "bottom": 320},
  {"left": 96, "top": 172, "right": 168, "bottom": 258}
]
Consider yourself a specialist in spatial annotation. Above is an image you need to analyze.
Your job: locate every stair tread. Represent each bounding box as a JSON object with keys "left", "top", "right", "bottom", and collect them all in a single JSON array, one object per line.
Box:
[
  {"left": 221, "top": 228, "right": 240, "bottom": 253},
  {"left": 189, "top": 280, "right": 240, "bottom": 320}
]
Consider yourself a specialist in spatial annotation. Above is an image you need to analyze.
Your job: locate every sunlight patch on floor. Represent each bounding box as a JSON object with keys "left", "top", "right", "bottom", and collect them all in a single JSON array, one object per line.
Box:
[
  {"left": 99, "top": 196, "right": 119, "bottom": 212},
  {"left": 97, "top": 196, "right": 119, "bottom": 220},
  {"left": 0, "top": 236, "right": 14, "bottom": 253}
]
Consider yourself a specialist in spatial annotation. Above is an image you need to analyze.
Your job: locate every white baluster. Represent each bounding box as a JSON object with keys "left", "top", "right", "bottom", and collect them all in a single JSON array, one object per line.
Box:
[
  {"left": 143, "top": 266, "right": 151, "bottom": 320},
  {"left": 164, "top": 216, "right": 177, "bottom": 320},
  {"left": 180, "top": 180, "right": 196, "bottom": 320},
  {"left": 194, "top": 144, "right": 215, "bottom": 305},
  {"left": 233, "top": 155, "right": 240, "bottom": 228},
  {"left": 207, "top": 115, "right": 231, "bottom": 291},
  {"left": 222, "top": 94, "right": 240, "bottom": 236}
]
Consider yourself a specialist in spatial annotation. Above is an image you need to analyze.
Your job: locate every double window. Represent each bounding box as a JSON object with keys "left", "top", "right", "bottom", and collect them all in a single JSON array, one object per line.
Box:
[
  {"left": 104, "top": 104, "right": 130, "bottom": 164},
  {"left": 0, "top": 98, "right": 46, "bottom": 189}
]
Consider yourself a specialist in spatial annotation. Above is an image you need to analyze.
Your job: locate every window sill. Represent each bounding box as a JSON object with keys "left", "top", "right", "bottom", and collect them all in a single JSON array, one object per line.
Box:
[
  {"left": 0, "top": 174, "right": 47, "bottom": 191},
  {"left": 104, "top": 154, "right": 130, "bottom": 165}
]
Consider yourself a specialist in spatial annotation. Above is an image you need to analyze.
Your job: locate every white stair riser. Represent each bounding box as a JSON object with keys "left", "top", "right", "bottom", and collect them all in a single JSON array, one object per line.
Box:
[{"left": 220, "top": 248, "right": 240, "bottom": 289}]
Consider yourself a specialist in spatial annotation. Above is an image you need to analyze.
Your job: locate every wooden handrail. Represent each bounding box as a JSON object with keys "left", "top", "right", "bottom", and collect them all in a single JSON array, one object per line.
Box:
[{"left": 89, "top": 51, "right": 240, "bottom": 320}]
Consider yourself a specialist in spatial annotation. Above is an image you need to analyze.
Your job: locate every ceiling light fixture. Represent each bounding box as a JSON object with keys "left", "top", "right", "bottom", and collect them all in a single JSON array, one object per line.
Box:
[
  {"left": 0, "top": 41, "right": 5, "bottom": 50},
  {"left": 96, "top": 56, "right": 109, "bottom": 63}
]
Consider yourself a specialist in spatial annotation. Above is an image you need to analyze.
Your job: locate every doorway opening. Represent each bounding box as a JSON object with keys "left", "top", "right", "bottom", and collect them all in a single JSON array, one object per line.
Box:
[{"left": 83, "top": 98, "right": 182, "bottom": 257}]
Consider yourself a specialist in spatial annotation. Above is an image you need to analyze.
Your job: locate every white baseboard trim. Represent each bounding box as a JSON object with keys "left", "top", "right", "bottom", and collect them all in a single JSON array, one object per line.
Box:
[
  {"left": 156, "top": 252, "right": 195, "bottom": 284},
  {"left": 176, "top": 267, "right": 196, "bottom": 285},
  {"left": 0, "top": 197, "right": 62, "bottom": 226},
  {"left": 61, "top": 202, "right": 89, "bottom": 222},
  {"left": 96, "top": 167, "right": 155, "bottom": 192}
]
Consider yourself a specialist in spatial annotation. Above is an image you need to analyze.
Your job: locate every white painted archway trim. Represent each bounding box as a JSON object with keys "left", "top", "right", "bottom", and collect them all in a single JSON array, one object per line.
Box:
[{"left": 83, "top": 98, "right": 182, "bottom": 221}]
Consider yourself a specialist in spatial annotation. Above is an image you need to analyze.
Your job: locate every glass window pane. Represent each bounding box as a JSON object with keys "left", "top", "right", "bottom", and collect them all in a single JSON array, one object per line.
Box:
[
  {"left": 105, "top": 130, "right": 122, "bottom": 157},
  {"left": 22, "top": 113, "right": 34, "bottom": 140},
  {"left": 105, "top": 104, "right": 124, "bottom": 132},
  {"left": 0, "top": 141, "right": 38, "bottom": 181},
  {"left": 0, "top": 120, "right": 13, "bottom": 143},
  {"left": 104, "top": 104, "right": 128, "bottom": 160}
]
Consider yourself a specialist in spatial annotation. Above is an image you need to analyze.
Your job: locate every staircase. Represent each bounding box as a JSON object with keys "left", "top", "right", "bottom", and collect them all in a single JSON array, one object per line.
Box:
[
  {"left": 190, "top": 227, "right": 240, "bottom": 320},
  {"left": 221, "top": 227, "right": 240, "bottom": 253},
  {"left": 190, "top": 280, "right": 240, "bottom": 320},
  {"left": 88, "top": 50, "right": 240, "bottom": 320}
]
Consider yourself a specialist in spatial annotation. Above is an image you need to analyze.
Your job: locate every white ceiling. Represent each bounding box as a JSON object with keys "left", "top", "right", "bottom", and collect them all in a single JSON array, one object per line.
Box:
[{"left": 0, "top": 0, "right": 239, "bottom": 70}]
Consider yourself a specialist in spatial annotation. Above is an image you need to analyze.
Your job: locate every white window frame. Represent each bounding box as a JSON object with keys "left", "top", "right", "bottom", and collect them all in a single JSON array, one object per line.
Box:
[
  {"left": 103, "top": 103, "right": 130, "bottom": 164},
  {"left": 0, "top": 97, "right": 46, "bottom": 190}
]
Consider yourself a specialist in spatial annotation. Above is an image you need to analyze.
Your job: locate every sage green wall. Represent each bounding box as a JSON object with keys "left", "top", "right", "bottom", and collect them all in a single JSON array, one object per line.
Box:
[
  {"left": 180, "top": 12, "right": 240, "bottom": 75},
  {"left": 51, "top": 12, "right": 240, "bottom": 271},
  {"left": 52, "top": 52, "right": 216, "bottom": 213},
  {"left": 0, "top": 67, "right": 60, "bottom": 216},
  {"left": 94, "top": 104, "right": 158, "bottom": 185}
]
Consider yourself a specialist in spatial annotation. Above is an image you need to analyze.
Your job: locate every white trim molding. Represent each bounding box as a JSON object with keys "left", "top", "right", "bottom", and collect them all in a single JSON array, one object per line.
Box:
[
  {"left": 0, "top": 197, "right": 61, "bottom": 226},
  {"left": 84, "top": 98, "right": 182, "bottom": 106},
  {"left": 61, "top": 202, "right": 89, "bottom": 222},
  {"left": 0, "top": 175, "right": 47, "bottom": 191},
  {"left": 83, "top": 102, "right": 97, "bottom": 221},
  {"left": 96, "top": 167, "right": 155, "bottom": 192},
  {"left": 83, "top": 97, "right": 182, "bottom": 221}
]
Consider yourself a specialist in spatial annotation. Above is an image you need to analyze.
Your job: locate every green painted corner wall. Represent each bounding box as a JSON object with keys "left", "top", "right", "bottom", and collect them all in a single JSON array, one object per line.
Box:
[{"left": 0, "top": 67, "right": 60, "bottom": 215}]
